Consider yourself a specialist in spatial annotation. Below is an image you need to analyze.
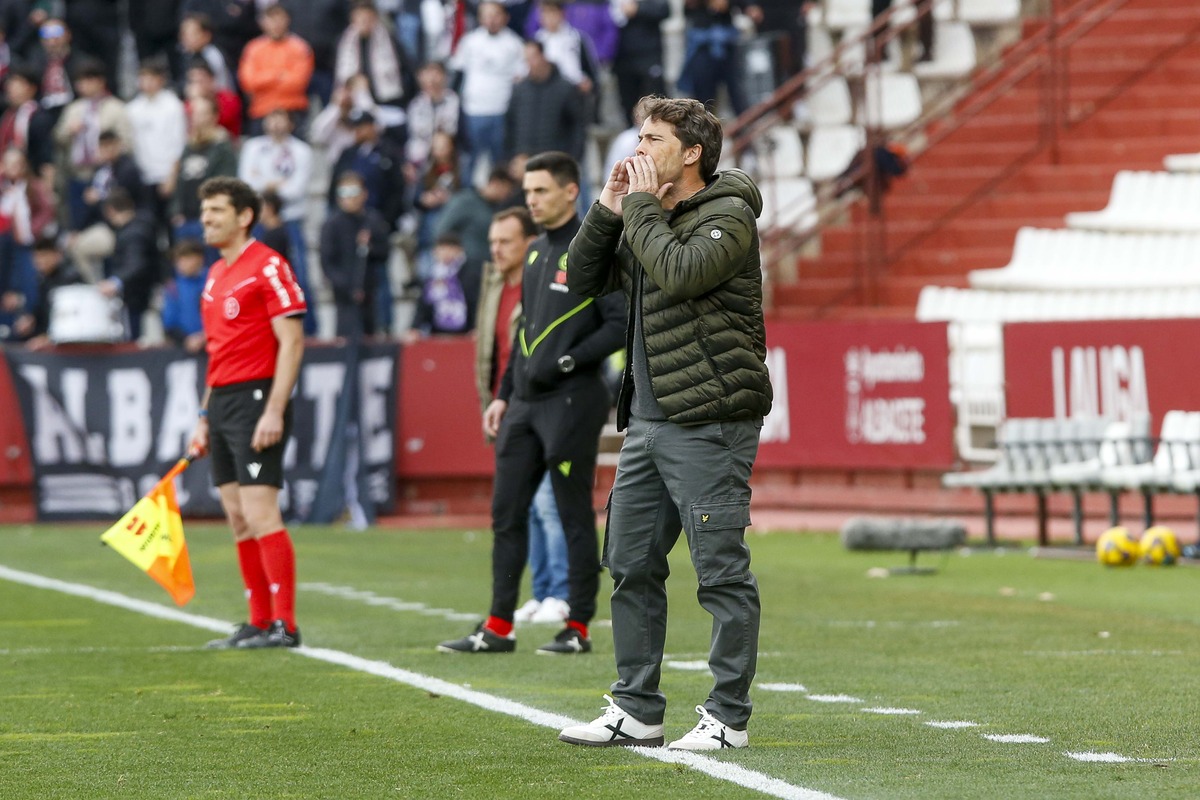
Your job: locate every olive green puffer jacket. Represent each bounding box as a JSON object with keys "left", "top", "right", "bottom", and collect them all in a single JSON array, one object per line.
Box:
[{"left": 567, "top": 169, "right": 772, "bottom": 428}]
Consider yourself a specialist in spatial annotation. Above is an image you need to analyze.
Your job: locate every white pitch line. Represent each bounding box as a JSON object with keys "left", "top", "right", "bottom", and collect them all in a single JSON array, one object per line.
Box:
[{"left": 0, "top": 564, "right": 845, "bottom": 800}]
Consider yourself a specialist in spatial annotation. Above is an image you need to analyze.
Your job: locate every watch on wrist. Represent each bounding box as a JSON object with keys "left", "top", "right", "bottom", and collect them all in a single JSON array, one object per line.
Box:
[{"left": 557, "top": 355, "right": 576, "bottom": 374}]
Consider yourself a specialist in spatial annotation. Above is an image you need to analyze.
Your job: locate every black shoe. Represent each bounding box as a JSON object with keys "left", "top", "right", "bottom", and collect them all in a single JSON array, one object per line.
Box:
[
  {"left": 236, "top": 620, "right": 301, "bottom": 649},
  {"left": 206, "top": 622, "right": 268, "bottom": 649},
  {"left": 437, "top": 621, "right": 516, "bottom": 653},
  {"left": 537, "top": 626, "right": 592, "bottom": 655}
]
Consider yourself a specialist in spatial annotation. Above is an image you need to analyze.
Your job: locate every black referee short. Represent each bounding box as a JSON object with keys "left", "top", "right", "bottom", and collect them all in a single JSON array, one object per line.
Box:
[{"left": 208, "top": 378, "right": 292, "bottom": 488}]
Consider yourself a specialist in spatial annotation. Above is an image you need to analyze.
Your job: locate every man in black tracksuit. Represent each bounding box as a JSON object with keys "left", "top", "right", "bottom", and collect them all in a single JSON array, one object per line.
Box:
[{"left": 439, "top": 151, "right": 625, "bottom": 656}]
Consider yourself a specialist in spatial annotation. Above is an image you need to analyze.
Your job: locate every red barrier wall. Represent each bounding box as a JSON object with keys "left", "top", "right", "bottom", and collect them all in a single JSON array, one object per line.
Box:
[
  {"left": 0, "top": 349, "right": 33, "bottom": 486},
  {"left": 395, "top": 337, "right": 493, "bottom": 477},
  {"left": 1004, "top": 319, "right": 1200, "bottom": 430},
  {"left": 758, "top": 321, "right": 955, "bottom": 469}
]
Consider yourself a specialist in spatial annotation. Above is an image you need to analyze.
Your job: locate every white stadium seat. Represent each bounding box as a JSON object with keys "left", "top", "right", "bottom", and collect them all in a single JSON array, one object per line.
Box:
[
  {"left": 806, "top": 124, "right": 865, "bottom": 181},
  {"left": 968, "top": 227, "right": 1200, "bottom": 291},
  {"left": 861, "top": 72, "right": 923, "bottom": 129},
  {"left": 914, "top": 21, "right": 977, "bottom": 79},
  {"left": 1065, "top": 171, "right": 1200, "bottom": 233},
  {"left": 1163, "top": 152, "right": 1200, "bottom": 173},
  {"left": 958, "top": 0, "right": 1021, "bottom": 25}
]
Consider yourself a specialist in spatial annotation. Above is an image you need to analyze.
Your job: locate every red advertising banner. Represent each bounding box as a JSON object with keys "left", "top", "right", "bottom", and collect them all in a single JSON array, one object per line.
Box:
[
  {"left": 396, "top": 337, "right": 493, "bottom": 477},
  {"left": 758, "top": 321, "right": 955, "bottom": 469},
  {"left": 1004, "top": 319, "right": 1200, "bottom": 429}
]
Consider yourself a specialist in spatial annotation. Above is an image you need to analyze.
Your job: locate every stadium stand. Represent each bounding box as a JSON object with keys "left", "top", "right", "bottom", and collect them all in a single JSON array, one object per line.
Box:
[
  {"left": 1163, "top": 152, "right": 1200, "bottom": 172},
  {"left": 967, "top": 228, "right": 1200, "bottom": 291},
  {"left": 806, "top": 124, "right": 866, "bottom": 182},
  {"left": 1065, "top": 171, "right": 1200, "bottom": 234},
  {"left": 861, "top": 71, "right": 923, "bottom": 130},
  {"left": 913, "top": 21, "right": 978, "bottom": 80}
]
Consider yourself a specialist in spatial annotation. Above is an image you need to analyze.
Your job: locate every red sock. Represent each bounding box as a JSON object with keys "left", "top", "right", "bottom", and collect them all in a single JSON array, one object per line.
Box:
[
  {"left": 236, "top": 538, "right": 273, "bottom": 629},
  {"left": 567, "top": 620, "right": 589, "bottom": 639},
  {"left": 257, "top": 529, "right": 297, "bottom": 632},
  {"left": 485, "top": 616, "right": 513, "bottom": 637}
]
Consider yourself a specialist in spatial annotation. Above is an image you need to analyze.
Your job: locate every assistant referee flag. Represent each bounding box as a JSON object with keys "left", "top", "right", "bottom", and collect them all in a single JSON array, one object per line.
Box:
[{"left": 100, "top": 457, "right": 196, "bottom": 605}]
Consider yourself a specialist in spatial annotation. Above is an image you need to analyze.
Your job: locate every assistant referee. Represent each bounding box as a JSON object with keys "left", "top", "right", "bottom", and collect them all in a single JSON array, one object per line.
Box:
[{"left": 189, "top": 176, "right": 307, "bottom": 649}]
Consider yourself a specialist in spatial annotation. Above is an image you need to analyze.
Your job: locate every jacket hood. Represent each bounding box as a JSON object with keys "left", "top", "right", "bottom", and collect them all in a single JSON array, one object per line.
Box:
[{"left": 682, "top": 169, "right": 763, "bottom": 218}]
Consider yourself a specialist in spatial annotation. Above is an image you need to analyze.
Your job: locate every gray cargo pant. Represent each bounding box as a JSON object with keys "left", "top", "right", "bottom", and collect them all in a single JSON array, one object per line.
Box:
[{"left": 605, "top": 415, "right": 762, "bottom": 729}]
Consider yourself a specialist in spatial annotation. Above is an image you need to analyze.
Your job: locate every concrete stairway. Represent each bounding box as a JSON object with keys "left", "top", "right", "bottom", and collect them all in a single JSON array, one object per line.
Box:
[{"left": 773, "top": 0, "right": 1200, "bottom": 317}]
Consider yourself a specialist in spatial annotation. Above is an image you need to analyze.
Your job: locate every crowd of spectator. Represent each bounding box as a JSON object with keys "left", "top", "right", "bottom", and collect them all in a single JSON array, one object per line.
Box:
[{"left": 0, "top": 0, "right": 805, "bottom": 348}]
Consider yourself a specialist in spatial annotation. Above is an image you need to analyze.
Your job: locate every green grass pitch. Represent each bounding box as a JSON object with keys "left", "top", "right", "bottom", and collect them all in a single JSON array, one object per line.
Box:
[{"left": 0, "top": 523, "right": 1198, "bottom": 799}]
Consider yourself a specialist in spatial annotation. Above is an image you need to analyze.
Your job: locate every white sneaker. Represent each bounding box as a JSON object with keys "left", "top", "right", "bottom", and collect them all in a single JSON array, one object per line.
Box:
[
  {"left": 559, "top": 695, "right": 664, "bottom": 747},
  {"left": 530, "top": 596, "right": 570, "bottom": 623},
  {"left": 513, "top": 599, "right": 541, "bottom": 623},
  {"left": 667, "top": 706, "right": 749, "bottom": 750}
]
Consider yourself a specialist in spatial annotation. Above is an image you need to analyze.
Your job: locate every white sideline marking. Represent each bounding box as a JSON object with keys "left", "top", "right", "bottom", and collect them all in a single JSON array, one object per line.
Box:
[
  {"left": 0, "top": 564, "right": 846, "bottom": 800},
  {"left": 1065, "top": 751, "right": 1132, "bottom": 763},
  {"left": 807, "top": 694, "right": 863, "bottom": 704},
  {"left": 862, "top": 707, "right": 921, "bottom": 715},
  {"left": 664, "top": 660, "right": 710, "bottom": 671},
  {"left": 984, "top": 734, "right": 1050, "bottom": 744},
  {"left": 759, "top": 683, "right": 808, "bottom": 693},
  {"left": 925, "top": 721, "right": 979, "bottom": 729},
  {"left": 299, "top": 582, "right": 477, "bottom": 622}
]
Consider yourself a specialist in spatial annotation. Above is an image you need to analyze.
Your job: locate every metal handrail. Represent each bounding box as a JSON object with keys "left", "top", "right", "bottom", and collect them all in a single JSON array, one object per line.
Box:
[{"left": 730, "top": 0, "right": 1200, "bottom": 315}]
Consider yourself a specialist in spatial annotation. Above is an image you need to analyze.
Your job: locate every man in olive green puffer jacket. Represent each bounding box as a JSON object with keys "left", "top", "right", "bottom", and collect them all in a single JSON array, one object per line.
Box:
[{"left": 558, "top": 96, "right": 772, "bottom": 752}]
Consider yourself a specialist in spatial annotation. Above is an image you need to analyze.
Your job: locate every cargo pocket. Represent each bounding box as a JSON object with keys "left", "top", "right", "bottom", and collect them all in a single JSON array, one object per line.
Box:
[{"left": 690, "top": 499, "right": 752, "bottom": 586}]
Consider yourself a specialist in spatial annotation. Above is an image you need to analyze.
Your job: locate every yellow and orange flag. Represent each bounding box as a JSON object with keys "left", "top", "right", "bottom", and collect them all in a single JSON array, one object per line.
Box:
[{"left": 100, "top": 457, "right": 196, "bottom": 605}]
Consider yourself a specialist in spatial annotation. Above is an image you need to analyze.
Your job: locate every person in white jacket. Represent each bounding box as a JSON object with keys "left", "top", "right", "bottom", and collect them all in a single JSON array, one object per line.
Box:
[
  {"left": 238, "top": 108, "right": 317, "bottom": 334},
  {"left": 448, "top": 1, "right": 525, "bottom": 183},
  {"left": 126, "top": 57, "right": 187, "bottom": 234}
]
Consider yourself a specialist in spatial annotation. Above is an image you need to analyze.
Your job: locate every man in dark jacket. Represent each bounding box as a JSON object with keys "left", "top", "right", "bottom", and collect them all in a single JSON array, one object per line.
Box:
[
  {"left": 612, "top": 0, "right": 670, "bottom": 125},
  {"left": 7, "top": 236, "right": 83, "bottom": 347},
  {"left": 98, "top": 188, "right": 160, "bottom": 341},
  {"left": 438, "top": 150, "right": 625, "bottom": 657},
  {"left": 319, "top": 170, "right": 391, "bottom": 338},
  {"left": 505, "top": 40, "right": 584, "bottom": 163},
  {"left": 559, "top": 97, "right": 771, "bottom": 751},
  {"left": 329, "top": 109, "right": 407, "bottom": 231}
]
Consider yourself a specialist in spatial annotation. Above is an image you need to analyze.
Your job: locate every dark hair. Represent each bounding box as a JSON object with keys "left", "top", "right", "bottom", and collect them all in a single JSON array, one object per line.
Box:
[
  {"left": 486, "top": 167, "right": 516, "bottom": 185},
  {"left": 523, "top": 150, "right": 579, "bottom": 189},
  {"left": 172, "top": 238, "right": 205, "bottom": 260},
  {"left": 6, "top": 63, "right": 40, "bottom": 87},
  {"left": 492, "top": 206, "right": 537, "bottom": 238},
  {"left": 182, "top": 12, "right": 213, "bottom": 34},
  {"left": 435, "top": 232, "right": 463, "bottom": 248},
  {"left": 336, "top": 170, "right": 365, "bottom": 187},
  {"left": 198, "top": 176, "right": 261, "bottom": 229},
  {"left": 524, "top": 38, "right": 544, "bottom": 55},
  {"left": 97, "top": 129, "right": 121, "bottom": 144},
  {"left": 260, "top": 188, "right": 283, "bottom": 215},
  {"left": 419, "top": 60, "right": 446, "bottom": 74},
  {"left": 640, "top": 96, "right": 723, "bottom": 182},
  {"left": 73, "top": 58, "right": 107, "bottom": 82},
  {"left": 33, "top": 235, "right": 59, "bottom": 252},
  {"left": 350, "top": 0, "right": 377, "bottom": 11},
  {"left": 103, "top": 187, "right": 136, "bottom": 215},
  {"left": 186, "top": 56, "right": 215, "bottom": 77},
  {"left": 139, "top": 55, "right": 170, "bottom": 77}
]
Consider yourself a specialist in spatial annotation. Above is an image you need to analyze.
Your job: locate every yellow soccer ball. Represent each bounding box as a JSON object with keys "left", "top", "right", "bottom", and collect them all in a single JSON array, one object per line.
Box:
[
  {"left": 1096, "top": 526, "right": 1138, "bottom": 567},
  {"left": 1138, "top": 526, "right": 1181, "bottom": 566}
]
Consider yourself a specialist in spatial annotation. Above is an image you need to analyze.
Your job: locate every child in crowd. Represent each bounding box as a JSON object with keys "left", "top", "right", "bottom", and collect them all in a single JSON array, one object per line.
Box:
[
  {"left": 406, "top": 232, "right": 472, "bottom": 340},
  {"left": 159, "top": 238, "right": 207, "bottom": 353}
]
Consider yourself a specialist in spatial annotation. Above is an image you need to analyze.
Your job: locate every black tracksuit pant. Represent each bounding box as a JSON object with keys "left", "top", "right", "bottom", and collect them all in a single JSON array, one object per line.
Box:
[{"left": 489, "top": 378, "right": 609, "bottom": 626}]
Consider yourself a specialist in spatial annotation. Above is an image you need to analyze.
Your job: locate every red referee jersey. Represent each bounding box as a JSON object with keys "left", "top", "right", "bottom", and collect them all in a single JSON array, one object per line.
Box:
[{"left": 201, "top": 239, "right": 307, "bottom": 388}]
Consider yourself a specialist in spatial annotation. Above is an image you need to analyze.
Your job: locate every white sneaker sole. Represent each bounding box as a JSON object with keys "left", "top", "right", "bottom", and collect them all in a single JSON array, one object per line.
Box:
[{"left": 558, "top": 732, "right": 664, "bottom": 748}]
